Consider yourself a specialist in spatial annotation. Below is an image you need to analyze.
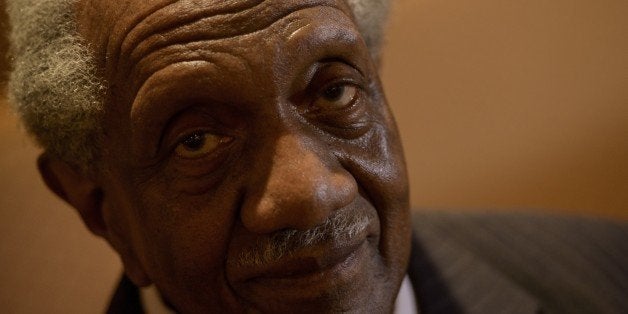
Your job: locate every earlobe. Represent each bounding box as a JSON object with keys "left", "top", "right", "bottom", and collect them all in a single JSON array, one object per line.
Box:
[{"left": 37, "top": 153, "right": 107, "bottom": 237}]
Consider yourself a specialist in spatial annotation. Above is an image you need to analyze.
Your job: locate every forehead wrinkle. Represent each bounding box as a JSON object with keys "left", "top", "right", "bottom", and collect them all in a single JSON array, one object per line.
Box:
[
  {"left": 118, "top": 0, "right": 264, "bottom": 70},
  {"left": 125, "top": 0, "right": 341, "bottom": 74},
  {"left": 126, "top": 3, "right": 346, "bottom": 92},
  {"left": 102, "top": 1, "right": 130, "bottom": 70},
  {"left": 106, "top": 0, "right": 178, "bottom": 77},
  {"left": 131, "top": 45, "right": 247, "bottom": 98}
]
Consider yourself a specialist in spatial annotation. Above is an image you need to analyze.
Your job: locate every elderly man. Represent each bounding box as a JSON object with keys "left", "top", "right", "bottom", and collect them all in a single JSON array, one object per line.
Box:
[
  {"left": 9, "top": 0, "right": 411, "bottom": 312},
  {"left": 6, "top": 0, "right": 628, "bottom": 313}
]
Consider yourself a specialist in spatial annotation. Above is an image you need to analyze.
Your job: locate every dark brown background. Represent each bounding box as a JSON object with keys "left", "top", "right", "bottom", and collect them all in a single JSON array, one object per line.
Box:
[{"left": 1, "top": 0, "right": 627, "bottom": 312}]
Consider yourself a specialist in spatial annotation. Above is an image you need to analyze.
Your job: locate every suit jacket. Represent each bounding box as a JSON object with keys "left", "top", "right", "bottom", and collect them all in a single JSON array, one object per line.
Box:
[{"left": 108, "top": 211, "right": 628, "bottom": 313}]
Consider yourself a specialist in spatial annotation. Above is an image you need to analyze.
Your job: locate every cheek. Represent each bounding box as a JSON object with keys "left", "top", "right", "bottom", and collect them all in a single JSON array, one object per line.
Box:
[
  {"left": 337, "top": 122, "right": 411, "bottom": 260},
  {"left": 340, "top": 123, "right": 409, "bottom": 208},
  {"left": 132, "top": 179, "right": 242, "bottom": 299},
  {"left": 340, "top": 85, "right": 409, "bottom": 210}
]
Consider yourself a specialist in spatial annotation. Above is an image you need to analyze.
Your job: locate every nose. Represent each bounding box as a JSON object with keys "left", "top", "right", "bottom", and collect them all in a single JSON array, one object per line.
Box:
[{"left": 240, "top": 134, "right": 358, "bottom": 234}]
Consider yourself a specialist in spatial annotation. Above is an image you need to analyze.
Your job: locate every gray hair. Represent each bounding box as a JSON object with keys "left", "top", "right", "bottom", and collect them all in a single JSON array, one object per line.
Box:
[
  {"left": 7, "top": 0, "right": 390, "bottom": 172},
  {"left": 7, "top": 0, "right": 105, "bottom": 171}
]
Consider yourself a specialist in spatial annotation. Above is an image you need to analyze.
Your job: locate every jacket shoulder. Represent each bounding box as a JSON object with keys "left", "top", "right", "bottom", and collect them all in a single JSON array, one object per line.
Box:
[{"left": 411, "top": 210, "right": 628, "bottom": 313}]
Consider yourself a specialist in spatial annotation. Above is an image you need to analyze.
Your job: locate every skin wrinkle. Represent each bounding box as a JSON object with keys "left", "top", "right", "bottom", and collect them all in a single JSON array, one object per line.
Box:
[
  {"left": 120, "top": 6, "right": 346, "bottom": 103},
  {"left": 126, "top": 1, "right": 343, "bottom": 80},
  {"left": 113, "top": 0, "right": 178, "bottom": 71},
  {"left": 335, "top": 120, "right": 407, "bottom": 251},
  {"left": 128, "top": 8, "right": 363, "bottom": 143},
  {"left": 100, "top": 1, "right": 127, "bottom": 72},
  {"left": 131, "top": 52, "right": 228, "bottom": 113},
  {"left": 128, "top": 33, "right": 361, "bottom": 132},
  {"left": 129, "top": 38, "right": 257, "bottom": 96},
  {"left": 127, "top": 52, "right": 253, "bottom": 161},
  {"left": 145, "top": 61, "right": 245, "bottom": 152},
  {"left": 274, "top": 14, "right": 365, "bottom": 114},
  {"left": 120, "top": 0, "right": 264, "bottom": 59},
  {"left": 119, "top": 0, "right": 264, "bottom": 63},
  {"left": 128, "top": 0, "right": 340, "bottom": 67},
  {"left": 100, "top": 0, "right": 178, "bottom": 79}
]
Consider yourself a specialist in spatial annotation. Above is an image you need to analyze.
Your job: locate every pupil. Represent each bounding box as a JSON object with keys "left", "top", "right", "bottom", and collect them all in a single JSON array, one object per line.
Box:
[
  {"left": 183, "top": 133, "right": 205, "bottom": 150},
  {"left": 323, "top": 85, "right": 344, "bottom": 101}
]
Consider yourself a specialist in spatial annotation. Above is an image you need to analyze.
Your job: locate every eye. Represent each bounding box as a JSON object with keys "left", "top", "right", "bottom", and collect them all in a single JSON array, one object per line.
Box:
[
  {"left": 174, "top": 132, "right": 230, "bottom": 159},
  {"left": 313, "top": 84, "right": 358, "bottom": 111}
]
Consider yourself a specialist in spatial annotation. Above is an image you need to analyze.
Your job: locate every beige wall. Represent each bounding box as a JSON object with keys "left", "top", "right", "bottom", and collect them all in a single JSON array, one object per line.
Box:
[
  {"left": 383, "top": 0, "right": 628, "bottom": 219},
  {"left": 0, "top": 0, "right": 627, "bottom": 312}
]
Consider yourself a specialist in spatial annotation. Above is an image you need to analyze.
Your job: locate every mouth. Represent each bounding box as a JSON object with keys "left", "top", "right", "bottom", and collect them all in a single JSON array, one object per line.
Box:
[
  {"left": 234, "top": 229, "right": 373, "bottom": 302},
  {"left": 256, "top": 237, "right": 366, "bottom": 279},
  {"left": 238, "top": 240, "right": 368, "bottom": 309},
  {"left": 228, "top": 202, "right": 381, "bottom": 307}
]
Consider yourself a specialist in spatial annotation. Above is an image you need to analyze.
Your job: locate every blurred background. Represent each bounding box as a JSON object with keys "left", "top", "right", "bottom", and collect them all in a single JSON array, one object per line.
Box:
[{"left": 1, "top": 0, "right": 627, "bottom": 312}]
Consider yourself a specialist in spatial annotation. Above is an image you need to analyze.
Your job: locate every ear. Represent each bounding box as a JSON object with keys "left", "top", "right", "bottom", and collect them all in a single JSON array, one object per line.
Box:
[
  {"left": 37, "top": 153, "right": 106, "bottom": 237},
  {"left": 38, "top": 153, "right": 152, "bottom": 286}
]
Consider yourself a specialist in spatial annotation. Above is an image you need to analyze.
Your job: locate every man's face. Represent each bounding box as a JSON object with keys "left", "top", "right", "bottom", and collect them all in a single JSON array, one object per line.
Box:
[{"left": 79, "top": 0, "right": 410, "bottom": 312}]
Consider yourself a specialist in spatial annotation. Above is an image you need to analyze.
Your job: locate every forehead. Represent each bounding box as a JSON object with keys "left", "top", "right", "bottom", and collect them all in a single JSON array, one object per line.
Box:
[
  {"left": 77, "top": 0, "right": 356, "bottom": 71},
  {"left": 75, "top": 0, "right": 365, "bottom": 111}
]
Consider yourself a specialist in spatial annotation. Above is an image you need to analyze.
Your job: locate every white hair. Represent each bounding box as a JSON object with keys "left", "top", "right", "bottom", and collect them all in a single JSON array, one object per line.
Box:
[
  {"left": 7, "top": 0, "right": 390, "bottom": 171},
  {"left": 7, "top": 0, "right": 105, "bottom": 171}
]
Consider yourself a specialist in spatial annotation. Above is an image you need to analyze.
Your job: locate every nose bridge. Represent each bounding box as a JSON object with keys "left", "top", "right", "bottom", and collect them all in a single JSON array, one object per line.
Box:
[{"left": 240, "top": 133, "right": 357, "bottom": 234}]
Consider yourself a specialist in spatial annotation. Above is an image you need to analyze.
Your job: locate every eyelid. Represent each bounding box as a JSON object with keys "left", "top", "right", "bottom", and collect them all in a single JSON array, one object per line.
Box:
[
  {"left": 319, "top": 78, "right": 361, "bottom": 91},
  {"left": 317, "top": 57, "right": 367, "bottom": 79},
  {"left": 309, "top": 61, "right": 364, "bottom": 89}
]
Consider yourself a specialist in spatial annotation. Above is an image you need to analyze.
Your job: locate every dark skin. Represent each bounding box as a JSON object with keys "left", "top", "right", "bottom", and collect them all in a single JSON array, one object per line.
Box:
[{"left": 39, "top": 0, "right": 411, "bottom": 312}]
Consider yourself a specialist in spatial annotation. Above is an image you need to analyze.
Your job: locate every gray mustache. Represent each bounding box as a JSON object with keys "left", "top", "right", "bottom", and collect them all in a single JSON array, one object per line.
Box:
[{"left": 237, "top": 209, "right": 372, "bottom": 267}]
